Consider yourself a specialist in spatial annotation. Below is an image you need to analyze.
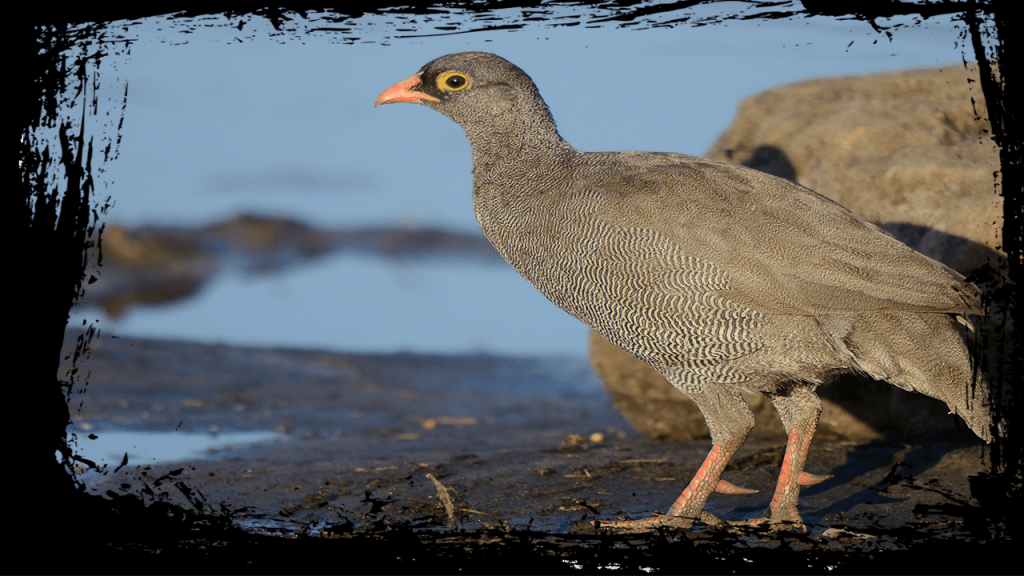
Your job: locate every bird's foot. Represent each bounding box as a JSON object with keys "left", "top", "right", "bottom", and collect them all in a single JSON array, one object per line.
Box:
[
  {"left": 595, "top": 510, "right": 725, "bottom": 533},
  {"left": 594, "top": 514, "right": 691, "bottom": 534},
  {"left": 595, "top": 441, "right": 744, "bottom": 534},
  {"left": 733, "top": 507, "right": 808, "bottom": 533}
]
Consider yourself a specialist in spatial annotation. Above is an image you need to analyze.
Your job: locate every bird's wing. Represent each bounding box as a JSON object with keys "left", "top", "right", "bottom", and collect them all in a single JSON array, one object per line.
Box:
[
  {"left": 584, "top": 152, "right": 981, "bottom": 318},
  {"left": 545, "top": 216, "right": 768, "bottom": 382}
]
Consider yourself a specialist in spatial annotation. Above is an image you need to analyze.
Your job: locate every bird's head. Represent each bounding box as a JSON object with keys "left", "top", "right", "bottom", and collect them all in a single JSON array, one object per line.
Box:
[{"left": 375, "top": 52, "right": 560, "bottom": 142}]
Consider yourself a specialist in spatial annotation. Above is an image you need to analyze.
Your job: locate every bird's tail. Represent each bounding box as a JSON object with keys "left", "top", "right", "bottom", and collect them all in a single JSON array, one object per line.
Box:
[{"left": 823, "top": 311, "right": 995, "bottom": 442}]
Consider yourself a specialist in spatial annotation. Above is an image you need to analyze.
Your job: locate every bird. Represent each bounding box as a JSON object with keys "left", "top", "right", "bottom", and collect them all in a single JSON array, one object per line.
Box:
[{"left": 375, "top": 52, "right": 994, "bottom": 532}]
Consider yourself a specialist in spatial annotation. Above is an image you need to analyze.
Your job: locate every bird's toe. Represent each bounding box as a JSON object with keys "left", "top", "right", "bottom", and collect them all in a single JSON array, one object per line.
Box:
[
  {"left": 594, "top": 513, "right": 697, "bottom": 533},
  {"left": 734, "top": 508, "right": 808, "bottom": 533},
  {"left": 798, "top": 471, "right": 833, "bottom": 486}
]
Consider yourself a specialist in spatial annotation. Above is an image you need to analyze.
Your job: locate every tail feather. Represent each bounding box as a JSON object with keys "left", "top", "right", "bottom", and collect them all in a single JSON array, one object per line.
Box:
[{"left": 823, "top": 311, "right": 994, "bottom": 442}]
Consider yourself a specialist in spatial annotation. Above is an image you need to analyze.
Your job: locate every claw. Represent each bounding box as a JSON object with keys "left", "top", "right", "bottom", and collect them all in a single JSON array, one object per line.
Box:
[{"left": 714, "top": 478, "right": 759, "bottom": 494}]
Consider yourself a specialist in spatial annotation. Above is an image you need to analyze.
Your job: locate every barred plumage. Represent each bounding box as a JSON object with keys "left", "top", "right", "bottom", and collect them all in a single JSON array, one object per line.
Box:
[{"left": 376, "top": 51, "right": 994, "bottom": 531}]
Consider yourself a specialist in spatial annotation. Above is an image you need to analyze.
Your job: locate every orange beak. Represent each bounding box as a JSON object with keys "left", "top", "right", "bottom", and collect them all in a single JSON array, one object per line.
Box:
[{"left": 375, "top": 74, "right": 441, "bottom": 107}]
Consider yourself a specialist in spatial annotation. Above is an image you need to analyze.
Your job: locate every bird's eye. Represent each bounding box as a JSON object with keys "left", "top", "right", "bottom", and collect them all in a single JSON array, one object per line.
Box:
[{"left": 437, "top": 71, "right": 471, "bottom": 92}]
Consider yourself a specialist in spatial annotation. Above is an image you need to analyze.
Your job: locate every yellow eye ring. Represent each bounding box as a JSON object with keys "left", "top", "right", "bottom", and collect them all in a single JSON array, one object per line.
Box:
[{"left": 437, "top": 71, "right": 471, "bottom": 92}]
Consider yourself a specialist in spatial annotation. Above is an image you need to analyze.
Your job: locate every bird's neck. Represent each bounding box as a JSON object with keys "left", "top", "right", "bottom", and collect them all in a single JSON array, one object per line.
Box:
[{"left": 465, "top": 119, "right": 576, "bottom": 181}]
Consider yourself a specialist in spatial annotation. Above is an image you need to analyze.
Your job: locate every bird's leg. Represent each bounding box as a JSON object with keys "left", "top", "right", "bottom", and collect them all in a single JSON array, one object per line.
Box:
[
  {"left": 598, "top": 438, "right": 744, "bottom": 532},
  {"left": 765, "top": 412, "right": 819, "bottom": 525},
  {"left": 741, "top": 389, "right": 825, "bottom": 530},
  {"left": 598, "top": 386, "right": 754, "bottom": 533},
  {"left": 665, "top": 437, "right": 745, "bottom": 523}
]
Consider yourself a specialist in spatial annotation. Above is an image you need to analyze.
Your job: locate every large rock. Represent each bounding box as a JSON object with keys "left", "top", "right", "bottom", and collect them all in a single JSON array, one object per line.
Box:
[
  {"left": 591, "top": 64, "right": 1003, "bottom": 443},
  {"left": 706, "top": 64, "right": 1002, "bottom": 272}
]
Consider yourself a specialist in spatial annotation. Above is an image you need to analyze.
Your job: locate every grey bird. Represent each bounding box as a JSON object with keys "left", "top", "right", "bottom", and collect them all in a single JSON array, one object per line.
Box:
[{"left": 375, "top": 52, "right": 993, "bottom": 531}]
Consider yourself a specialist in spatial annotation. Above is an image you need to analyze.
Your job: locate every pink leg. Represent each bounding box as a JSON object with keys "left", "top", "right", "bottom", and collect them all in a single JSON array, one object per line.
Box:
[
  {"left": 599, "top": 438, "right": 744, "bottom": 533},
  {"left": 743, "top": 411, "right": 821, "bottom": 529}
]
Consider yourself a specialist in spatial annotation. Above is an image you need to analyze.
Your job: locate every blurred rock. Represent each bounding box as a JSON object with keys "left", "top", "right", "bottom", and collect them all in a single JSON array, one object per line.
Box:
[
  {"left": 80, "top": 214, "right": 501, "bottom": 317},
  {"left": 85, "top": 224, "right": 219, "bottom": 318}
]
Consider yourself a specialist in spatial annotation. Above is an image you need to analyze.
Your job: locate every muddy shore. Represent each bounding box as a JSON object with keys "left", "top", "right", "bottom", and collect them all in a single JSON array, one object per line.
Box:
[{"left": 61, "top": 329, "right": 1007, "bottom": 571}]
